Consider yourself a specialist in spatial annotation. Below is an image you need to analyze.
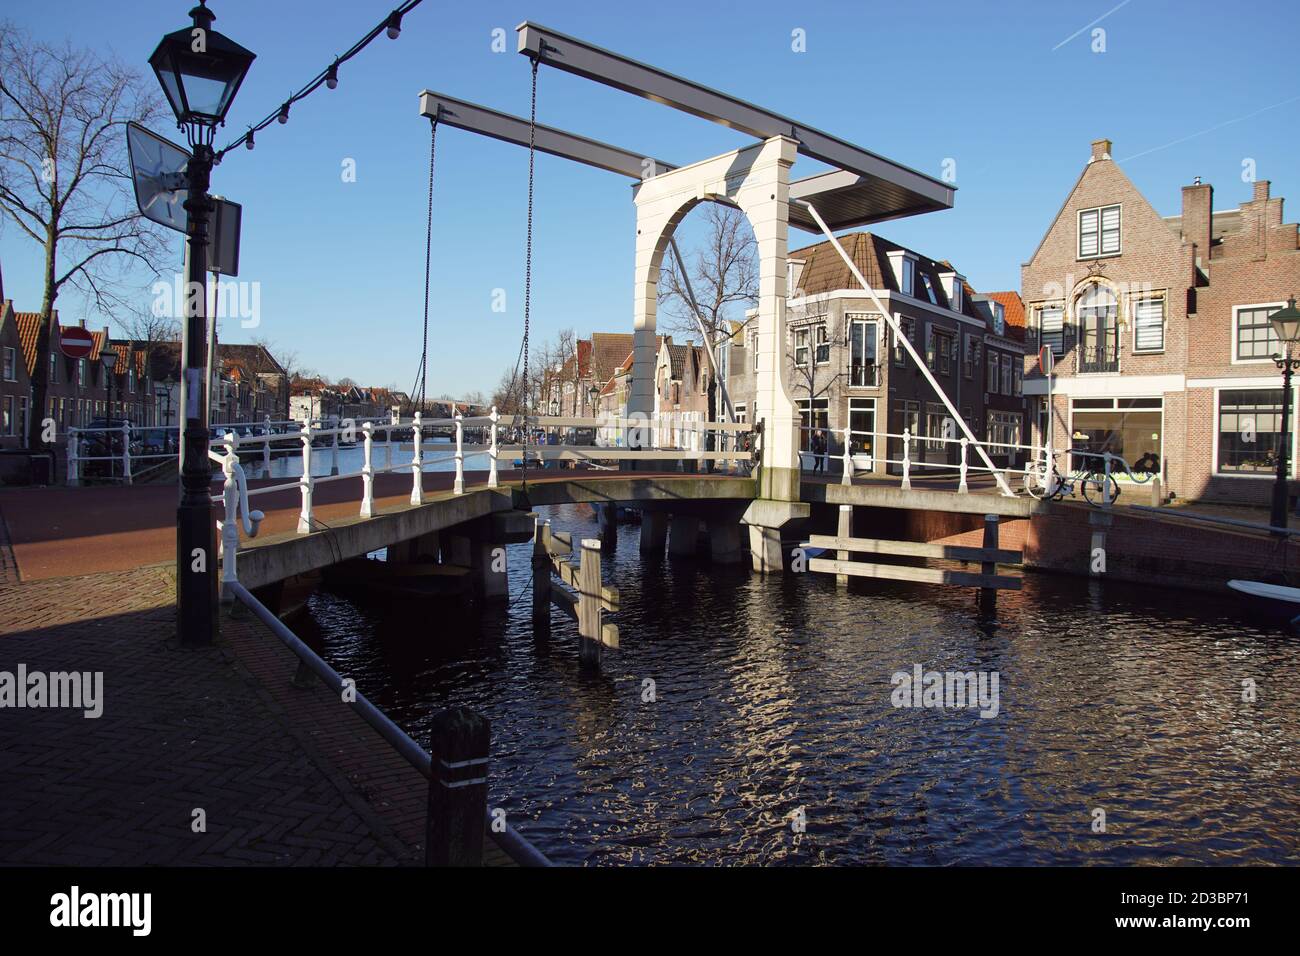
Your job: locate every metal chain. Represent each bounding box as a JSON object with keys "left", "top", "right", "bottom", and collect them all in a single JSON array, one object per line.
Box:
[
  {"left": 521, "top": 57, "right": 539, "bottom": 486},
  {"left": 419, "top": 117, "right": 438, "bottom": 410}
]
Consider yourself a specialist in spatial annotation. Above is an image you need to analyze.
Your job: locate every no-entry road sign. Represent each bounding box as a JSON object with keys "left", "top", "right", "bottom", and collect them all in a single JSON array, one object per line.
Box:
[{"left": 60, "top": 327, "right": 95, "bottom": 360}]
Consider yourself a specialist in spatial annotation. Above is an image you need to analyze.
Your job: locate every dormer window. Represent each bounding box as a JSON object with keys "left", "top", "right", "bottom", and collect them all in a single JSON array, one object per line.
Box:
[
  {"left": 887, "top": 251, "right": 917, "bottom": 296},
  {"left": 992, "top": 302, "right": 1006, "bottom": 337},
  {"left": 939, "top": 272, "right": 965, "bottom": 313}
]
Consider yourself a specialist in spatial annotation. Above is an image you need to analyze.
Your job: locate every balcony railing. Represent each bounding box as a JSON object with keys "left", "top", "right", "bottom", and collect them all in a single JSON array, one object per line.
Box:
[
  {"left": 847, "top": 361, "right": 881, "bottom": 388},
  {"left": 1077, "top": 341, "right": 1119, "bottom": 374}
]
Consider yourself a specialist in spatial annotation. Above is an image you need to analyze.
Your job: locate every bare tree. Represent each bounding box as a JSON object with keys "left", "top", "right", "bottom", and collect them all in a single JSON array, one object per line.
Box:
[
  {"left": 122, "top": 311, "right": 178, "bottom": 419},
  {"left": 658, "top": 204, "right": 758, "bottom": 466},
  {"left": 250, "top": 337, "right": 297, "bottom": 419},
  {"left": 0, "top": 24, "right": 168, "bottom": 447},
  {"left": 786, "top": 295, "right": 842, "bottom": 463},
  {"left": 491, "top": 366, "right": 525, "bottom": 416}
]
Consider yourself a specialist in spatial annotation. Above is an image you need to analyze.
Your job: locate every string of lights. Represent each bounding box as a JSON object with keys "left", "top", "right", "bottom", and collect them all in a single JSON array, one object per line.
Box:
[{"left": 214, "top": 0, "right": 425, "bottom": 163}]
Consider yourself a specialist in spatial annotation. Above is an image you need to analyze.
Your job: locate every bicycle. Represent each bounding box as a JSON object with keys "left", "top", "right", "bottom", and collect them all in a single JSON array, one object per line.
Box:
[{"left": 1023, "top": 448, "right": 1133, "bottom": 507}]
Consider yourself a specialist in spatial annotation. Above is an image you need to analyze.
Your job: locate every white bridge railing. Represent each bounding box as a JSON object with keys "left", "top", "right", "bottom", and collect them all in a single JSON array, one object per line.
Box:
[
  {"left": 211, "top": 409, "right": 754, "bottom": 584},
  {"left": 799, "top": 421, "right": 1038, "bottom": 495}
]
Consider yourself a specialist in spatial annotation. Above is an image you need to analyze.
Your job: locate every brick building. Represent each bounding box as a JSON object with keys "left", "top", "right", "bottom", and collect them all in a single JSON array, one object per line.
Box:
[
  {"left": 1021, "top": 138, "right": 1300, "bottom": 504},
  {"left": 656, "top": 338, "right": 710, "bottom": 416},
  {"left": 721, "top": 232, "right": 1027, "bottom": 475}
]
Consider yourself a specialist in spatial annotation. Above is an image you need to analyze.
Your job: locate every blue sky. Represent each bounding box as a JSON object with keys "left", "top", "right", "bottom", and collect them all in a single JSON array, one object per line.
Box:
[{"left": 3, "top": 0, "right": 1298, "bottom": 396}]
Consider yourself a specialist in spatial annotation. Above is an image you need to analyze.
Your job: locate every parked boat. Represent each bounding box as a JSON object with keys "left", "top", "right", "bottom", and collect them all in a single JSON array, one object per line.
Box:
[{"left": 1227, "top": 579, "right": 1300, "bottom": 622}]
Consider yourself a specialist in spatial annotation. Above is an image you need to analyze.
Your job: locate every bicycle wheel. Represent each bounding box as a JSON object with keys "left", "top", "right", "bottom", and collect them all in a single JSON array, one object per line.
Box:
[
  {"left": 1023, "top": 460, "right": 1050, "bottom": 499},
  {"left": 1081, "top": 474, "right": 1119, "bottom": 507}
]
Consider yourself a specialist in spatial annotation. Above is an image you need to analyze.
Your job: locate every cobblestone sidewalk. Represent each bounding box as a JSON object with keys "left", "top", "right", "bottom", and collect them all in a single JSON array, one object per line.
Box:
[{"left": 0, "top": 565, "right": 413, "bottom": 866}]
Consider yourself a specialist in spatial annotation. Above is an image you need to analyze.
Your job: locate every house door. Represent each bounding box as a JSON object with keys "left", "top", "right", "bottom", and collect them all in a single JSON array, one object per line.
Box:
[{"left": 848, "top": 398, "right": 875, "bottom": 469}]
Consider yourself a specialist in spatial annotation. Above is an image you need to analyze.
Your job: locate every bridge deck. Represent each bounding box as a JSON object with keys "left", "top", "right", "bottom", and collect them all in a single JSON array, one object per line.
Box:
[{"left": 0, "top": 469, "right": 754, "bottom": 583}]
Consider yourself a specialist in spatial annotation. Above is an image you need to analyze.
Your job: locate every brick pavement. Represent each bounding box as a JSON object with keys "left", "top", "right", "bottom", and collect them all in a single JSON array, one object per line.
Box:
[{"left": 0, "top": 565, "right": 418, "bottom": 866}]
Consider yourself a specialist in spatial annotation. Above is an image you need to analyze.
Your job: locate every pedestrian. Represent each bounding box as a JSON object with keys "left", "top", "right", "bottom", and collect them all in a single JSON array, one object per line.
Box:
[{"left": 812, "top": 428, "right": 826, "bottom": 473}]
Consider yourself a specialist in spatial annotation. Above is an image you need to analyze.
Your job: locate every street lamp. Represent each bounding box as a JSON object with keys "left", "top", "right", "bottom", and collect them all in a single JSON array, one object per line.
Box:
[
  {"left": 150, "top": 0, "right": 255, "bottom": 646},
  {"left": 588, "top": 384, "right": 600, "bottom": 415},
  {"left": 100, "top": 350, "right": 118, "bottom": 419},
  {"left": 1269, "top": 297, "right": 1300, "bottom": 533}
]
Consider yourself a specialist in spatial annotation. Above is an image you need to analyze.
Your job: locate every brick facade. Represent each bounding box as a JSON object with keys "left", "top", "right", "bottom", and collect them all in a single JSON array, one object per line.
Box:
[
  {"left": 1021, "top": 138, "right": 1300, "bottom": 505},
  {"left": 722, "top": 232, "right": 1027, "bottom": 476}
]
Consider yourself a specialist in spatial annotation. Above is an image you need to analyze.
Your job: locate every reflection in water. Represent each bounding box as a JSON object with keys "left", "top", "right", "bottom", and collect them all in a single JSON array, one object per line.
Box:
[{"left": 301, "top": 505, "right": 1300, "bottom": 865}]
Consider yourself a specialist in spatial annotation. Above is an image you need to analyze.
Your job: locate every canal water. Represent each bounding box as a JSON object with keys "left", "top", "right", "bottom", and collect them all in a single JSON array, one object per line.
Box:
[{"left": 298, "top": 503, "right": 1300, "bottom": 866}]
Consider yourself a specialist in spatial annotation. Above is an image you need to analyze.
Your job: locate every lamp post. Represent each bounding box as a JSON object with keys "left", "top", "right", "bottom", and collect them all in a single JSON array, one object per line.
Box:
[
  {"left": 100, "top": 350, "right": 118, "bottom": 420},
  {"left": 1269, "top": 297, "right": 1300, "bottom": 533},
  {"left": 150, "top": 0, "right": 255, "bottom": 645},
  {"left": 101, "top": 350, "right": 119, "bottom": 479}
]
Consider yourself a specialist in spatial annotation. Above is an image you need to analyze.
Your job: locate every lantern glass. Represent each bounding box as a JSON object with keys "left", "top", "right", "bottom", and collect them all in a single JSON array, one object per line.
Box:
[
  {"left": 1269, "top": 299, "right": 1300, "bottom": 346},
  {"left": 149, "top": 21, "right": 255, "bottom": 127}
]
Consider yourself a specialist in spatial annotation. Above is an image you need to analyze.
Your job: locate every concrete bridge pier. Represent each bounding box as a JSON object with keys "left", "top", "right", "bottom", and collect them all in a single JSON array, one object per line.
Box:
[
  {"left": 595, "top": 501, "right": 619, "bottom": 547},
  {"left": 668, "top": 515, "right": 701, "bottom": 557},
  {"left": 387, "top": 531, "right": 440, "bottom": 564},
  {"left": 443, "top": 511, "right": 535, "bottom": 602},
  {"left": 741, "top": 499, "right": 810, "bottom": 574},
  {"left": 640, "top": 509, "right": 668, "bottom": 555},
  {"left": 707, "top": 517, "right": 743, "bottom": 564}
]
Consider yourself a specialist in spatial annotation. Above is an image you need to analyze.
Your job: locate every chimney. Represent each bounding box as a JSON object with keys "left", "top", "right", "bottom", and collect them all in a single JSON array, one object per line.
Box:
[
  {"left": 1090, "top": 138, "right": 1112, "bottom": 162},
  {"left": 79, "top": 319, "right": 87, "bottom": 328},
  {"left": 1181, "top": 180, "right": 1214, "bottom": 259},
  {"left": 1253, "top": 180, "right": 1271, "bottom": 202}
]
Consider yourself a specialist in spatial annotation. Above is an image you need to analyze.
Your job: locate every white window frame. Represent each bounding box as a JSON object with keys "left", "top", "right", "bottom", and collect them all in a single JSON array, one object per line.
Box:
[
  {"left": 901, "top": 257, "right": 915, "bottom": 296},
  {"left": 847, "top": 396, "right": 876, "bottom": 469},
  {"left": 1212, "top": 385, "right": 1299, "bottom": 478},
  {"left": 793, "top": 326, "right": 811, "bottom": 368},
  {"left": 986, "top": 350, "right": 999, "bottom": 394},
  {"left": 847, "top": 314, "right": 879, "bottom": 387},
  {"left": 813, "top": 322, "right": 831, "bottom": 366},
  {"left": 1131, "top": 295, "right": 1167, "bottom": 354},
  {"left": 1036, "top": 302, "right": 1066, "bottom": 355},
  {"left": 1001, "top": 354, "right": 1013, "bottom": 395},
  {"left": 3, "top": 346, "right": 15, "bottom": 382},
  {"left": 1231, "top": 302, "right": 1288, "bottom": 364},
  {"left": 1067, "top": 396, "right": 1165, "bottom": 483},
  {"left": 963, "top": 335, "right": 974, "bottom": 380},
  {"left": 1078, "top": 203, "right": 1122, "bottom": 259}
]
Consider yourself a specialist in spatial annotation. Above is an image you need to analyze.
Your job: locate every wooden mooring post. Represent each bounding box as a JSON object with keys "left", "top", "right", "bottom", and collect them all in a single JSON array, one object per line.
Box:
[
  {"left": 531, "top": 516, "right": 551, "bottom": 631},
  {"left": 426, "top": 706, "right": 490, "bottom": 867},
  {"left": 978, "top": 514, "right": 999, "bottom": 613},
  {"left": 531, "top": 520, "right": 620, "bottom": 670},
  {"left": 578, "top": 539, "right": 605, "bottom": 669}
]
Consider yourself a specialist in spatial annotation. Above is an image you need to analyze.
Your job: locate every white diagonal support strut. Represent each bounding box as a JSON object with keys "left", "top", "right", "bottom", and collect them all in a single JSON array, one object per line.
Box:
[
  {"left": 797, "top": 200, "right": 1016, "bottom": 497},
  {"left": 667, "top": 237, "right": 734, "bottom": 422}
]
